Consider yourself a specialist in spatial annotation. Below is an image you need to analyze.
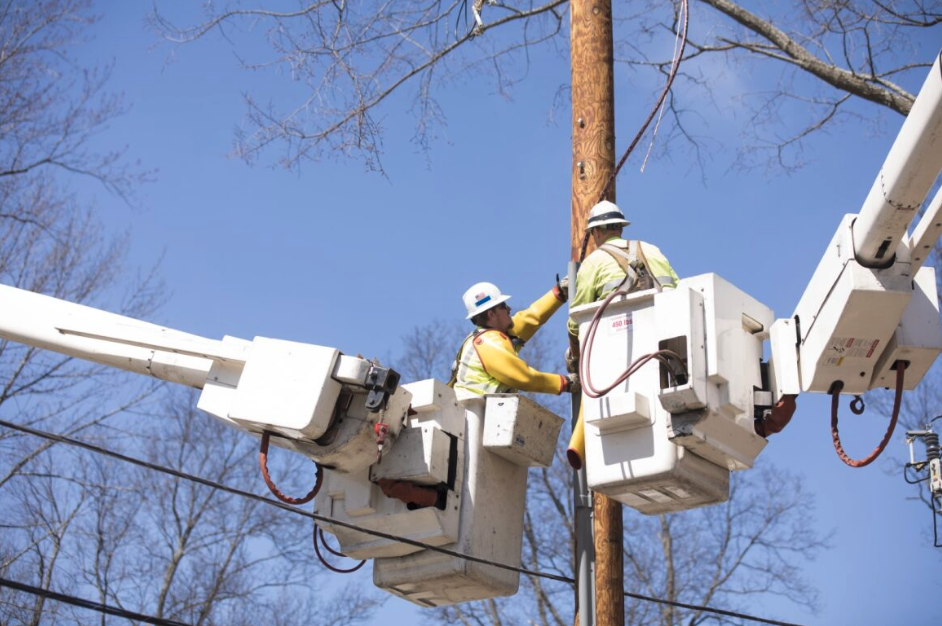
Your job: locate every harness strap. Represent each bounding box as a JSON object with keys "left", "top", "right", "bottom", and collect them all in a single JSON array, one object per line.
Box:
[
  {"left": 632, "top": 240, "right": 663, "bottom": 293},
  {"left": 600, "top": 242, "right": 642, "bottom": 293}
]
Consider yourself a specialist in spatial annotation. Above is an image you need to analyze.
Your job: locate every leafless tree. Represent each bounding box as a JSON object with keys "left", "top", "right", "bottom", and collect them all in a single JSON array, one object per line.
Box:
[
  {"left": 0, "top": 0, "right": 150, "bottom": 202},
  {"left": 395, "top": 318, "right": 468, "bottom": 382},
  {"left": 2, "top": 387, "right": 384, "bottom": 624},
  {"left": 623, "top": 0, "right": 941, "bottom": 172},
  {"left": 150, "top": 0, "right": 570, "bottom": 173},
  {"left": 85, "top": 390, "right": 382, "bottom": 625},
  {"left": 149, "top": 1, "right": 940, "bottom": 174},
  {"left": 0, "top": 3, "right": 384, "bottom": 622},
  {"left": 0, "top": 1, "right": 158, "bottom": 621}
]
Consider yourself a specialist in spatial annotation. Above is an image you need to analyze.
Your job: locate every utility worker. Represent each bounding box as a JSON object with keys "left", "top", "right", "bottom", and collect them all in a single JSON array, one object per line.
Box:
[
  {"left": 566, "top": 200, "right": 678, "bottom": 344},
  {"left": 565, "top": 201, "right": 792, "bottom": 464},
  {"left": 449, "top": 281, "right": 579, "bottom": 402},
  {"left": 564, "top": 200, "right": 680, "bottom": 467}
]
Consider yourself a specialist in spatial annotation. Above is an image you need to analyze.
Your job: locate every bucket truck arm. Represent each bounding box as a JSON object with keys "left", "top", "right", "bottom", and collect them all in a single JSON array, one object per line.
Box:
[
  {"left": 0, "top": 283, "right": 407, "bottom": 470},
  {"left": 769, "top": 50, "right": 942, "bottom": 400},
  {"left": 567, "top": 51, "right": 942, "bottom": 517},
  {"left": 0, "top": 281, "right": 566, "bottom": 608}
]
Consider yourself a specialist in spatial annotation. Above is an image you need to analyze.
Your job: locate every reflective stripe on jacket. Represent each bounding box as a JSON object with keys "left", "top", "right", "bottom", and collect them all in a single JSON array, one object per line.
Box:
[
  {"left": 453, "top": 289, "right": 566, "bottom": 401},
  {"left": 567, "top": 237, "right": 679, "bottom": 336}
]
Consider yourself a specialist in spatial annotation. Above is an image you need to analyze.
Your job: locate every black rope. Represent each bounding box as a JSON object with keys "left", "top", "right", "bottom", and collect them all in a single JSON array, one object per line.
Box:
[
  {"left": 0, "top": 577, "right": 191, "bottom": 626},
  {"left": 0, "top": 418, "right": 804, "bottom": 626}
]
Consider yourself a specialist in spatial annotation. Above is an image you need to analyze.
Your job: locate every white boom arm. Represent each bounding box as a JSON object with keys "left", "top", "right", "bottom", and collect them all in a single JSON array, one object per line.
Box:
[
  {"left": 0, "top": 282, "right": 564, "bottom": 608},
  {"left": 771, "top": 51, "right": 942, "bottom": 398},
  {"left": 0, "top": 285, "right": 221, "bottom": 387},
  {"left": 853, "top": 51, "right": 942, "bottom": 267}
]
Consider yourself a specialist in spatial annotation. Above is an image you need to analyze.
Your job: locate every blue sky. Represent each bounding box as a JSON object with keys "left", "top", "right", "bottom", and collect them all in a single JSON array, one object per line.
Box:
[{"left": 62, "top": 2, "right": 941, "bottom": 625}]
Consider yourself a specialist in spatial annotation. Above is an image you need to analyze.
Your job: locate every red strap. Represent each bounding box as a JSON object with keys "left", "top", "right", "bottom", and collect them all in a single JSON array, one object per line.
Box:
[{"left": 830, "top": 364, "right": 905, "bottom": 468}]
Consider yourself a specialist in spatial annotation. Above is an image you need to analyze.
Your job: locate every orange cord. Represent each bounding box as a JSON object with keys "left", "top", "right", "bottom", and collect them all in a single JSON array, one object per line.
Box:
[
  {"left": 259, "top": 431, "right": 323, "bottom": 505},
  {"left": 830, "top": 363, "right": 906, "bottom": 468}
]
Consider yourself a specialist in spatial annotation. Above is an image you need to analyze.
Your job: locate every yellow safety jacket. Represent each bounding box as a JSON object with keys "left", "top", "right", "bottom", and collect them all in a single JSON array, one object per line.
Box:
[
  {"left": 451, "top": 289, "right": 566, "bottom": 401},
  {"left": 567, "top": 237, "right": 679, "bottom": 336}
]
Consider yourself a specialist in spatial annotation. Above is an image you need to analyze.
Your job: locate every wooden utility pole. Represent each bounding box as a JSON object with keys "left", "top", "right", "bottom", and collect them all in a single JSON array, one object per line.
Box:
[
  {"left": 570, "top": 0, "right": 616, "bottom": 260},
  {"left": 570, "top": 1, "right": 624, "bottom": 626}
]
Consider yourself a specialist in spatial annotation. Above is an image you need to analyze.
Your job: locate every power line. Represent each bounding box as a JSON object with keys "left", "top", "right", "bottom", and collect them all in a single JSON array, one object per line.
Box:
[
  {"left": 0, "top": 418, "right": 804, "bottom": 626},
  {"left": 0, "top": 419, "right": 569, "bottom": 584},
  {"left": 0, "top": 577, "right": 191, "bottom": 626}
]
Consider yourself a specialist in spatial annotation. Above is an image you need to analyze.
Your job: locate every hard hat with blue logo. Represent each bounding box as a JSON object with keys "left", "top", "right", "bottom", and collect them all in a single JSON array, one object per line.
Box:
[{"left": 462, "top": 282, "right": 511, "bottom": 319}]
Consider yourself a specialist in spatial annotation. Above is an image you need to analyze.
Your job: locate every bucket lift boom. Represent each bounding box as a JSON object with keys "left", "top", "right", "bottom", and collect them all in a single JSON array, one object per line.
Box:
[
  {"left": 0, "top": 284, "right": 564, "bottom": 607},
  {"left": 574, "top": 51, "right": 942, "bottom": 514}
]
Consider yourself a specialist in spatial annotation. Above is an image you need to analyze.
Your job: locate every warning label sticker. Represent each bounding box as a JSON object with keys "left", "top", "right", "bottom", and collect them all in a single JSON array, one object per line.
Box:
[
  {"left": 823, "top": 337, "right": 880, "bottom": 366},
  {"left": 607, "top": 313, "right": 633, "bottom": 336}
]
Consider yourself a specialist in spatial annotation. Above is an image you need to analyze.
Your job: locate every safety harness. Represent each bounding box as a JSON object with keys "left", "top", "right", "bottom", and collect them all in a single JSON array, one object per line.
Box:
[{"left": 599, "top": 240, "right": 661, "bottom": 295}]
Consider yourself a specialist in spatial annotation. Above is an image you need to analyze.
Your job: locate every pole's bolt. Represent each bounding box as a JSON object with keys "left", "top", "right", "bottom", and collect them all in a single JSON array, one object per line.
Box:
[
  {"left": 577, "top": 161, "right": 586, "bottom": 179},
  {"left": 577, "top": 117, "right": 585, "bottom": 128}
]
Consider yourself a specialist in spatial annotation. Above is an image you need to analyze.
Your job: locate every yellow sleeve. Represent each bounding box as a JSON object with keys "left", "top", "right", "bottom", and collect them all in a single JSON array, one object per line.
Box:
[
  {"left": 474, "top": 332, "right": 565, "bottom": 395},
  {"left": 511, "top": 289, "right": 564, "bottom": 343},
  {"left": 567, "top": 255, "right": 604, "bottom": 336}
]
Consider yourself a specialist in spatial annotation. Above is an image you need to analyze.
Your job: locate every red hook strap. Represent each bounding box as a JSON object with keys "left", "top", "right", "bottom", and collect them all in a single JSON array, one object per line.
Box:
[
  {"left": 259, "top": 431, "right": 323, "bottom": 505},
  {"left": 830, "top": 363, "right": 906, "bottom": 468}
]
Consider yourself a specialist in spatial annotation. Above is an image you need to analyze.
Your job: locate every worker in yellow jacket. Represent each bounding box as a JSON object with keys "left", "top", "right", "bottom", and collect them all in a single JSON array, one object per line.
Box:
[
  {"left": 566, "top": 200, "right": 679, "bottom": 341},
  {"left": 565, "top": 200, "right": 680, "bottom": 467},
  {"left": 565, "top": 201, "right": 791, "bottom": 468},
  {"left": 450, "top": 281, "right": 579, "bottom": 402}
]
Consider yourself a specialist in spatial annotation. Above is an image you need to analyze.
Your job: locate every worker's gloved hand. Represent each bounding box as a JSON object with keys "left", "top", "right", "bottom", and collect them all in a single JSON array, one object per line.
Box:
[
  {"left": 564, "top": 347, "right": 579, "bottom": 374},
  {"left": 563, "top": 373, "right": 581, "bottom": 395},
  {"left": 553, "top": 275, "right": 570, "bottom": 302}
]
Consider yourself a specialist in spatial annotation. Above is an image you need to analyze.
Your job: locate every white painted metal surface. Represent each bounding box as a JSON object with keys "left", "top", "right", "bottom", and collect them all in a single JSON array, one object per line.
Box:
[
  {"left": 572, "top": 273, "right": 769, "bottom": 515},
  {"left": 852, "top": 51, "right": 942, "bottom": 266},
  {"left": 372, "top": 396, "right": 528, "bottom": 607},
  {"left": 870, "top": 266, "right": 942, "bottom": 389},
  {"left": 791, "top": 215, "right": 920, "bottom": 395},
  {"left": 315, "top": 380, "right": 463, "bottom": 559},
  {"left": 780, "top": 57, "right": 942, "bottom": 398},
  {"left": 0, "top": 283, "right": 217, "bottom": 388},
  {"left": 907, "top": 184, "right": 942, "bottom": 277},
  {"left": 768, "top": 318, "right": 801, "bottom": 401},
  {"left": 482, "top": 393, "right": 564, "bottom": 467},
  {"left": 226, "top": 338, "right": 342, "bottom": 440}
]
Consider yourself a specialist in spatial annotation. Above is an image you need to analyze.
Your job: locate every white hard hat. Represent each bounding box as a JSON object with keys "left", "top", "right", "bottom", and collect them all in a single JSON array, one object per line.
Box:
[
  {"left": 586, "top": 200, "right": 630, "bottom": 230},
  {"left": 462, "top": 282, "right": 511, "bottom": 319}
]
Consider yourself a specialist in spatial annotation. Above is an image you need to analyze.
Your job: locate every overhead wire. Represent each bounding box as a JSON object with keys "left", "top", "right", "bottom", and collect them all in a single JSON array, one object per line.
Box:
[
  {"left": 0, "top": 577, "right": 191, "bottom": 626},
  {"left": 639, "top": 0, "right": 686, "bottom": 173},
  {"left": 577, "top": 0, "right": 690, "bottom": 265},
  {"left": 595, "top": 0, "right": 689, "bottom": 206},
  {"left": 0, "top": 418, "right": 804, "bottom": 626}
]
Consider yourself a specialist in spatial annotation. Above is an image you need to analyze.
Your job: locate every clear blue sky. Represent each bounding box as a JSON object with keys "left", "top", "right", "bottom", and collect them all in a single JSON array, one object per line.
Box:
[{"left": 65, "top": 3, "right": 940, "bottom": 625}]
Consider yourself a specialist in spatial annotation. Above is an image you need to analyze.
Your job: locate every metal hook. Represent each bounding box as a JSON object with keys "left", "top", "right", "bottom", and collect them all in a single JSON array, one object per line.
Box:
[{"left": 850, "top": 395, "right": 866, "bottom": 415}]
